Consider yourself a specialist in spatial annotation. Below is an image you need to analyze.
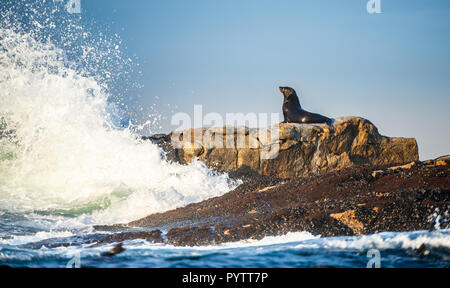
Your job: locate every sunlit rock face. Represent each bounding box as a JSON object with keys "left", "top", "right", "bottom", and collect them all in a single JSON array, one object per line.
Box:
[{"left": 150, "top": 117, "right": 419, "bottom": 178}]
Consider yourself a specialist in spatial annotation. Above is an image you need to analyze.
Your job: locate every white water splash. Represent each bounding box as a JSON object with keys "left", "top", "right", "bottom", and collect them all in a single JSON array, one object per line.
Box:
[
  {"left": 295, "top": 230, "right": 450, "bottom": 250},
  {"left": 0, "top": 21, "right": 238, "bottom": 226}
]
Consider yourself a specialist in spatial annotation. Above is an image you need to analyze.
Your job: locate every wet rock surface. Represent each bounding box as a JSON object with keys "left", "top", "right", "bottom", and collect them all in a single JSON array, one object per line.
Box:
[
  {"left": 95, "top": 158, "right": 450, "bottom": 246},
  {"left": 94, "top": 230, "right": 163, "bottom": 245}
]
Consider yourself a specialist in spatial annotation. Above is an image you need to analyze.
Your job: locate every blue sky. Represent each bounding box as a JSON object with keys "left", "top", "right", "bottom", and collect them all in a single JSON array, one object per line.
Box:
[{"left": 45, "top": 1, "right": 450, "bottom": 159}]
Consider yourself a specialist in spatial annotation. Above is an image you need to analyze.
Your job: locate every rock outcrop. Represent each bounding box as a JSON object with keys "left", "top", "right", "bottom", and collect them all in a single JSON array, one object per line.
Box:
[
  {"left": 89, "top": 116, "right": 439, "bottom": 248},
  {"left": 148, "top": 117, "right": 419, "bottom": 178}
]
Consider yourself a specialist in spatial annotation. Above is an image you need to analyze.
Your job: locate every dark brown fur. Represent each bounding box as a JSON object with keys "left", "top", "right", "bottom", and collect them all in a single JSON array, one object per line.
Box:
[{"left": 279, "top": 87, "right": 331, "bottom": 124}]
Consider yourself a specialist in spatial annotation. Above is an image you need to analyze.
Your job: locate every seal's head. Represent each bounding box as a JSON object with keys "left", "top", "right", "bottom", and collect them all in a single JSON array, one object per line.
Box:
[{"left": 279, "top": 87, "right": 297, "bottom": 99}]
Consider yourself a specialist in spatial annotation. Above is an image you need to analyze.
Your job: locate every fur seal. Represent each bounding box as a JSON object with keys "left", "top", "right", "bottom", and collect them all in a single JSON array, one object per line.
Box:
[
  {"left": 279, "top": 87, "right": 332, "bottom": 125},
  {"left": 100, "top": 243, "right": 125, "bottom": 257}
]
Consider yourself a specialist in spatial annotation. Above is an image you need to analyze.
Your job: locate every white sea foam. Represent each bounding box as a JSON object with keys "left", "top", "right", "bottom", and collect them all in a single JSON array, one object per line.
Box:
[
  {"left": 115, "top": 231, "right": 319, "bottom": 251},
  {"left": 0, "top": 230, "right": 75, "bottom": 246},
  {"left": 214, "top": 231, "right": 319, "bottom": 249},
  {"left": 295, "top": 230, "right": 450, "bottom": 250}
]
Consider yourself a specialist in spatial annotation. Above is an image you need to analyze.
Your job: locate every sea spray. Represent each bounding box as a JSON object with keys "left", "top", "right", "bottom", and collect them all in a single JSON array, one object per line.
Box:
[{"left": 0, "top": 2, "right": 239, "bottom": 225}]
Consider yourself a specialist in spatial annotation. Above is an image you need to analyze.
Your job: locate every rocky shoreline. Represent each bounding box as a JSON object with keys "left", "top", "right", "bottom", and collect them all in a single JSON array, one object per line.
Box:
[
  {"left": 93, "top": 118, "right": 448, "bottom": 247},
  {"left": 94, "top": 159, "right": 449, "bottom": 247}
]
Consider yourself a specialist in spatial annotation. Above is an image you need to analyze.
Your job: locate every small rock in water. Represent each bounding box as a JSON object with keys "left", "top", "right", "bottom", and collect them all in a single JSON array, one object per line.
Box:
[{"left": 100, "top": 243, "right": 126, "bottom": 257}]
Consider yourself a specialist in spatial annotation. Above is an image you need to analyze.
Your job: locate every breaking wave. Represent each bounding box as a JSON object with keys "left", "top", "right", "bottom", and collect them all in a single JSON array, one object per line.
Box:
[{"left": 0, "top": 2, "right": 238, "bottom": 226}]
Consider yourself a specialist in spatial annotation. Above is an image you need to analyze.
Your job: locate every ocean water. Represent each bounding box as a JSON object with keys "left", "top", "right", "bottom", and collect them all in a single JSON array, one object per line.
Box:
[
  {"left": 0, "top": 1, "right": 449, "bottom": 269},
  {"left": 1, "top": 219, "right": 449, "bottom": 268}
]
